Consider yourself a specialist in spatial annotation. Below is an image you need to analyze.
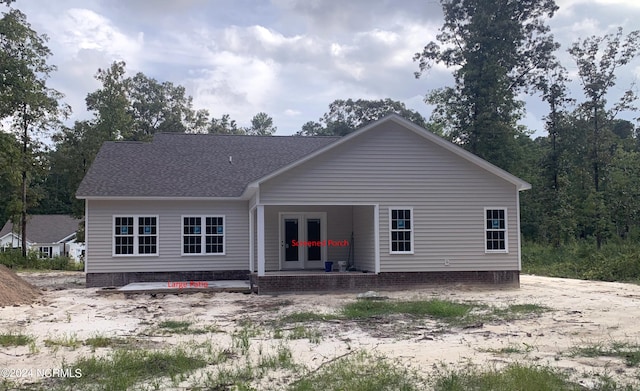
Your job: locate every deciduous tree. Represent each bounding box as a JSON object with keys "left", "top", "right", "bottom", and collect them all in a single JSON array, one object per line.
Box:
[
  {"left": 414, "top": 0, "right": 559, "bottom": 172},
  {"left": 246, "top": 112, "right": 276, "bottom": 136},
  {"left": 0, "top": 6, "right": 69, "bottom": 256},
  {"left": 297, "top": 98, "right": 428, "bottom": 136}
]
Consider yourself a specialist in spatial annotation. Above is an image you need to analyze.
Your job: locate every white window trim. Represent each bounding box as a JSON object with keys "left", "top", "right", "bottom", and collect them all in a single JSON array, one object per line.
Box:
[
  {"left": 181, "top": 215, "right": 226, "bottom": 256},
  {"left": 484, "top": 207, "right": 509, "bottom": 254},
  {"left": 112, "top": 215, "right": 159, "bottom": 257},
  {"left": 389, "top": 207, "right": 414, "bottom": 255}
]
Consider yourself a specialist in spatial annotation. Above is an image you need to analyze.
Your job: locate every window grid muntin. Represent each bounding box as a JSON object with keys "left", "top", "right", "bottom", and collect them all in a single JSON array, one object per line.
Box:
[
  {"left": 114, "top": 216, "right": 158, "bottom": 256},
  {"left": 205, "top": 216, "right": 224, "bottom": 253},
  {"left": 138, "top": 217, "right": 157, "bottom": 254},
  {"left": 390, "top": 208, "right": 412, "bottom": 253},
  {"left": 485, "top": 209, "right": 507, "bottom": 251},
  {"left": 114, "top": 217, "right": 134, "bottom": 255},
  {"left": 182, "top": 216, "right": 225, "bottom": 255}
]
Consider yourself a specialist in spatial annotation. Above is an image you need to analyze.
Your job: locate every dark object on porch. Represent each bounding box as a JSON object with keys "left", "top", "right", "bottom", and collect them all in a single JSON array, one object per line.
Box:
[
  {"left": 251, "top": 270, "right": 519, "bottom": 294},
  {"left": 324, "top": 261, "right": 333, "bottom": 272}
]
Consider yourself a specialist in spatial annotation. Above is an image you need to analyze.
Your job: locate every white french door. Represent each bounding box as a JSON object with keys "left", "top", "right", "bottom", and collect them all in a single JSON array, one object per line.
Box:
[{"left": 279, "top": 212, "right": 327, "bottom": 270}]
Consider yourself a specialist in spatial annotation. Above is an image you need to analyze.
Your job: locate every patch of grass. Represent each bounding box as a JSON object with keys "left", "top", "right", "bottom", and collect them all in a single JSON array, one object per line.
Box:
[
  {"left": 204, "top": 361, "right": 256, "bottom": 390},
  {"left": 288, "top": 325, "right": 323, "bottom": 344},
  {"left": 198, "top": 343, "right": 298, "bottom": 390},
  {"left": 0, "top": 332, "right": 33, "bottom": 347},
  {"left": 259, "top": 345, "right": 297, "bottom": 371},
  {"left": 280, "top": 311, "right": 337, "bottom": 323},
  {"left": 232, "top": 320, "right": 261, "bottom": 355},
  {"left": 480, "top": 342, "right": 536, "bottom": 354},
  {"left": 280, "top": 301, "right": 548, "bottom": 330},
  {"left": 84, "top": 335, "right": 112, "bottom": 348},
  {"left": 489, "top": 303, "right": 550, "bottom": 321},
  {"left": 273, "top": 327, "right": 284, "bottom": 339},
  {"left": 156, "top": 319, "right": 219, "bottom": 335},
  {"left": 431, "top": 362, "right": 583, "bottom": 391},
  {"left": 506, "top": 303, "right": 549, "bottom": 313},
  {"left": 58, "top": 347, "right": 207, "bottom": 390},
  {"left": 569, "top": 341, "right": 640, "bottom": 367},
  {"left": 289, "top": 351, "right": 425, "bottom": 391},
  {"left": 159, "top": 319, "right": 192, "bottom": 331},
  {"left": 83, "top": 334, "right": 128, "bottom": 349},
  {"left": 44, "top": 334, "right": 81, "bottom": 349},
  {"left": 341, "top": 299, "right": 473, "bottom": 321}
]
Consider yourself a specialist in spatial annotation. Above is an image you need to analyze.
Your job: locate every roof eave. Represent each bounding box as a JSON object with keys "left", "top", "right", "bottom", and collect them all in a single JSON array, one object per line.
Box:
[{"left": 77, "top": 195, "right": 251, "bottom": 201}]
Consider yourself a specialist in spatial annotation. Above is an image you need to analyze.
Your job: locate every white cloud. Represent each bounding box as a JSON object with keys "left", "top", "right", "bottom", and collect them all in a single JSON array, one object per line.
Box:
[
  {"left": 16, "top": 0, "right": 637, "bottom": 136},
  {"left": 189, "top": 51, "right": 280, "bottom": 121},
  {"left": 57, "top": 9, "right": 144, "bottom": 64},
  {"left": 284, "top": 109, "right": 301, "bottom": 116}
]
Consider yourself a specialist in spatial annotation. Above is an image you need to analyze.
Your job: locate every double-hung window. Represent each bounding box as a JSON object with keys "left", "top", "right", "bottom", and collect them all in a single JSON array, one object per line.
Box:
[
  {"left": 38, "top": 246, "right": 52, "bottom": 258},
  {"left": 390, "top": 208, "right": 413, "bottom": 254},
  {"left": 182, "top": 216, "right": 225, "bottom": 255},
  {"left": 113, "top": 216, "right": 158, "bottom": 256},
  {"left": 485, "top": 208, "right": 507, "bottom": 252}
]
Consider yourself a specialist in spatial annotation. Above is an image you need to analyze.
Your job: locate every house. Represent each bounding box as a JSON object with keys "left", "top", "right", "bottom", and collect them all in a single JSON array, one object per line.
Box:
[
  {"left": 76, "top": 115, "right": 531, "bottom": 293},
  {"left": 0, "top": 215, "right": 84, "bottom": 261}
]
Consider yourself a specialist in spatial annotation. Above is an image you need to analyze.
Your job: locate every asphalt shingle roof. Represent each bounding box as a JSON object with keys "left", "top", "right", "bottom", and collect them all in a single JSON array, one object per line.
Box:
[
  {"left": 76, "top": 133, "right": 341, "bottom": 198},
  {"left": 0, "top": 215, "right": 82, "bottom": 243}
]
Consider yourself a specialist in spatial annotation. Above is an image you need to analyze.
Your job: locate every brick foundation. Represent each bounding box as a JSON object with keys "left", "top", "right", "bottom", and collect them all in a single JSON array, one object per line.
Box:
[
  {"left": 252, "top": 270, "right": 519, "bottom": 294},
  {"left": 86, "top": 270, "right": 250, "bottom": 288}
]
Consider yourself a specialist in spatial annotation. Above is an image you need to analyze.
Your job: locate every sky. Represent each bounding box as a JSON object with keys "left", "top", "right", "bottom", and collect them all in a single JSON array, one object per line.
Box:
[{"left": 8, "top": 0, "right": 640, "bottom": 137}]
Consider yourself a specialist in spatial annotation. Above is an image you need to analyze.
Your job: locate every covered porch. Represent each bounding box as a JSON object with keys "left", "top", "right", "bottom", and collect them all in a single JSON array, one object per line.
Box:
[{"left": 249, "top": 204, "right": 380, "bottom": 277}]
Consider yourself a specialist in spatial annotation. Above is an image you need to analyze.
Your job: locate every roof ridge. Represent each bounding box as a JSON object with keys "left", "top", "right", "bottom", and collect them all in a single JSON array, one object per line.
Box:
[{"left": 153, "top": 132, "right": 341, "bottom": 139}]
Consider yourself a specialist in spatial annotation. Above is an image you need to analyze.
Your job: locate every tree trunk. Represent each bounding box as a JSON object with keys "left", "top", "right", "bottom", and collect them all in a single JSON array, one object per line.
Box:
[{"left": 21, "top": 107, "right": 28, "bottom": 258}]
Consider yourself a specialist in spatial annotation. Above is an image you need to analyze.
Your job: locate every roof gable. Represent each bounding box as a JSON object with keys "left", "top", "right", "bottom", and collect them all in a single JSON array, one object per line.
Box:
[
  {"left": 253, "top": 114, "right": 531, "bottom": 191},
  {"left": 0, "top": 215, "right": 82, "bottom": 243}
]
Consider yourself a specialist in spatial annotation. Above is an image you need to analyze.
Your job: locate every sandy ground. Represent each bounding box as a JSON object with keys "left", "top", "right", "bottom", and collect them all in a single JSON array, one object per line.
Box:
[{"left": 1, "top": 272, "right": 640, "bottom": 389}]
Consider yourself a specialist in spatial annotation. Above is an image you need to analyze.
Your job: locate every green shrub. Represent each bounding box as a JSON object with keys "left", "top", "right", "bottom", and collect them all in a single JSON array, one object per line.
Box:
[
  {"left": 0, "top": 249, "right": 83, "bottom": 271},
  {"left": 522, "top": 241, "right": 640, "bottom": 282}
]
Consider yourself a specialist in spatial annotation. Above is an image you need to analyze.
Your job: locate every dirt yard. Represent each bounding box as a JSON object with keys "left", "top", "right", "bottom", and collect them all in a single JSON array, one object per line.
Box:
[{"left": 1, "top": 272, "right": 640, "bottom": 389}]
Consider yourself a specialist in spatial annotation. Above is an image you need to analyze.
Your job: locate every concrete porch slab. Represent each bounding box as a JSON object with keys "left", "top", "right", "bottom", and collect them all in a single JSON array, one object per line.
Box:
[{"left": 98, "top": 280, "right": 252, "bottom": 294}]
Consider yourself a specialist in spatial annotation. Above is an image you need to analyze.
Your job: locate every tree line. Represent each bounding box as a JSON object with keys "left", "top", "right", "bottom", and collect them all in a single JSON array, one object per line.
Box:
[{"left": 2, "top": 0, "right": 640, "bottom": 253}]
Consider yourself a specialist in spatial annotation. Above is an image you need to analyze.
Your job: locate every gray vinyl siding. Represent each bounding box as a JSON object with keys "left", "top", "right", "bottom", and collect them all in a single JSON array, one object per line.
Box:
[
  {"left": 353, "top": 205, "right": 375, "bottom": 272},
  {"left": 259, "top": 122, "right": 520, "bottom": 272},
  {"left": 263, "top": 205, "right": 352, "bottom": 271},
  {"left": 86, "top": 200, "right": 249, "bottom": 273}
]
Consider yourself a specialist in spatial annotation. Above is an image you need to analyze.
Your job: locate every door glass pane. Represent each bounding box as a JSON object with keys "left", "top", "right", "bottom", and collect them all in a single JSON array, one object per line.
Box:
[
  {"left": 307, "top": 219, "right": 321, "bottom": 261},
  {"left": 285, "top": 219, "right": 299, "bottom": 262}
]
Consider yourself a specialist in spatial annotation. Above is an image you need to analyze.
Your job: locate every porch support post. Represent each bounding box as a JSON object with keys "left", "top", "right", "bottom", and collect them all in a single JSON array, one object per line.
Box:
[
  {"left": 374, "top": 204, "right": 380, "bottom": 274},
  {"left": 257, "top": 205, "right": 266, "bottom": 277},
  {"left": 249, "top": 207, "right": 254, "bottom": 273}
]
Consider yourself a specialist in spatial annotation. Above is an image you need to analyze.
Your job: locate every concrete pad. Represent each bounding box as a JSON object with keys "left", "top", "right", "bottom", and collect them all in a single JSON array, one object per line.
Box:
[{"left": 99, "top": 280, "right": 252, "bottom": 294}]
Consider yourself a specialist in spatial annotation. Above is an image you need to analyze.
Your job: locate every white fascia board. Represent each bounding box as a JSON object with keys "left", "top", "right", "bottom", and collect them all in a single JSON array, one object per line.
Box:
[
  {"left": 57, "top": 232, "right": 77, "bottom": 244},
  {"left": 77, "top": 195, "right": 249, "bottom": 201}
]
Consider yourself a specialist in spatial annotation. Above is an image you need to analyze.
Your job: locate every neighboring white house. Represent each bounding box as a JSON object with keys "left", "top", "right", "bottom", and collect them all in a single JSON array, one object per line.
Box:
[
  {"left": 76, "top": 115, "right": 531, "bottom": 292},
  {"left": 0, "top": 215, "right": 84, "bottom": 262}
]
